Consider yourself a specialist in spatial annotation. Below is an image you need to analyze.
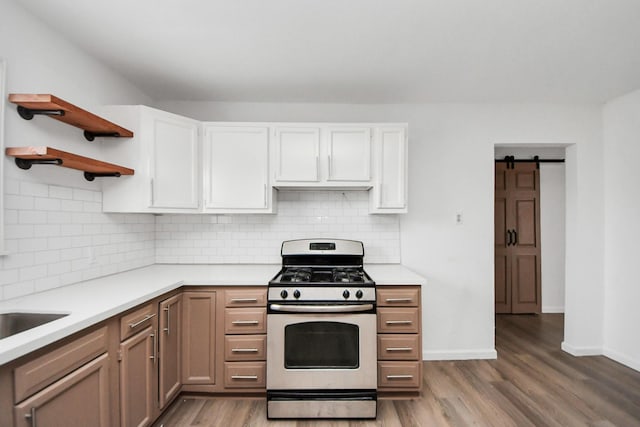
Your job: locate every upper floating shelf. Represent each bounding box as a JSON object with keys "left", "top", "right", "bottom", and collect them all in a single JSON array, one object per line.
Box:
[{"left": 8, "top": 93, "right": 134, "bottom": 141}]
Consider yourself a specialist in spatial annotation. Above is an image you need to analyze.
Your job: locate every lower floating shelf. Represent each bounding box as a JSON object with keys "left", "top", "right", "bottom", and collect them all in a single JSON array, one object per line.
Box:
[{"left": 5, "top": 146, "right": 135, "bottom": 181}]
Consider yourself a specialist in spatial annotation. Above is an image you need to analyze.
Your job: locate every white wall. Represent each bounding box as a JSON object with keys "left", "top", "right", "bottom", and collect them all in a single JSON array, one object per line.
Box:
[
  {"left": 0, "top": 1, "right": 154, "bottom": 300},
  {"left": 157, "top": 100, "right": 604, "bottom": 360},
  {"left": 494, "top": 147, "right": 566, "bottom": 313},
  {"left": 602, "top": 89, "right": 640, "bottom": 371}
]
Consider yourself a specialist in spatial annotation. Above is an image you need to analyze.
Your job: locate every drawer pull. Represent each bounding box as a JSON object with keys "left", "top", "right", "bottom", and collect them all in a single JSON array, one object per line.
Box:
[
  {"left": 386, "top": 374, "right": 414, "bottom": 380},
  {"left": 231, "top": 348, "right": 259, "bottom": 353},
  {"left": 230, "top": 298, "right": 258, "bottom": 303},
  {"left": 385, "top": 320, "right": 412, "bottom": 325},
  {"left": 232, "top": 320, "right": 260, "bottom": 325},
  {"left": 385, "top": 298, "right": 413, "bottom": 303},
  {"left": 231, "top": 375, "right": 258, "bottom": 380},
  {"left": 386, "top": 347, "right": 413, "bottom": 352},
  {"left": 129, "top": 313, "right": 155, "bottom": 329}
]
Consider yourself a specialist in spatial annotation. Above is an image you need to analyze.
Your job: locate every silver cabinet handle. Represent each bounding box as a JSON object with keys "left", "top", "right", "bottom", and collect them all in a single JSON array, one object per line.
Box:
[
  {"left": 315, "top": 155, "right": 320, "bottom": 180},
  {"left": 385, "top": 298, "right": 413, "bottom": 303},
  {"left": 263, "top": 184, "right": 267, "bottom": 207},
  {"left": 150, "top": 178, "right": 154, "bottom": 206},
  {"left": 129, "top": 313, "right": 155, "bottom": 329},
  {"left": 230, "top": 298, "right": 258, "bottom": 303},
  {"left": 231, "top": 348, "right": 259, "bottom": 353},
  {"left": 386, "top": 347, "right": 413, "bottom": 352},
  {"left": 231, "top": 320, "right": 260, "bottom": 325},
  {"left": 328, "top": 154, "right": 332, "bottom": 178},
  {"left": 231, "top": 375, "right": 258, "bottom": 380},
  {"left": 24, "top": 407, "right": 36, "bottom": 427},
  {"left": 386, "top": 375, "right": 414, "bottom": 379},
  {"left": 163, "top": 306, "right": 170, "bottom": 335},
  {"left": 270, "top": 304, "right": 374, "bottom": 313},
  {"left": 150, "top": 331, "right": 157, "bottom": 365},
  {"left": 385, "top": 320, "right": 413, "bottom": 325}
]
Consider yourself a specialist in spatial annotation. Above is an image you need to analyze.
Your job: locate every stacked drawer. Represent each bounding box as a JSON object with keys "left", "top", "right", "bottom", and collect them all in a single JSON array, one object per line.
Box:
[
  {"left": 223, "top": 288, "right": 267, "bottom": 390},
  {"left": 376, "top": 286, "right": 422, "bottom": 392}
]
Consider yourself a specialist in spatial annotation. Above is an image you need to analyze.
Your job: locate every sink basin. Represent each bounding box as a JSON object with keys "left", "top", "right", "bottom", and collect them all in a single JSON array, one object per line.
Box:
[{"left": 0, "top": 312, "right": 69, "bottom": 339}]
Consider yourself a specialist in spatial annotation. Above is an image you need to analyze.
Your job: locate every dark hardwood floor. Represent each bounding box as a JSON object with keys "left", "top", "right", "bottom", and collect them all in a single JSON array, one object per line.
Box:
[{"left": 155, "top": 314, "right": 640, "bottom": 426}]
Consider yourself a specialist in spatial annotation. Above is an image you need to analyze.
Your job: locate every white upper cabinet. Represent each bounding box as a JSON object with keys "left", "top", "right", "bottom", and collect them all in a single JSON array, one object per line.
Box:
[
  {"left": 203, "top": 125, "right": 274, "bottom": 213},
  {"left": 326, "top": 127, "right": 371, "bottom": 182},
  {"left": 99, "top": 106, "right": 200, "bottom": 213},
  {"left": 273, "top": 127, "right": 320, "bottom": 182},
  {"left": 272, "top": 124, "right": 373, "bottom": 188},
  {"left": 369, "top": 126, "right": 408, "bottom": 213}
]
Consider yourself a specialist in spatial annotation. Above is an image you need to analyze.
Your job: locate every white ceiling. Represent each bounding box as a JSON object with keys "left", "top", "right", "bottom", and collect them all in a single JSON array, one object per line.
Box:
[{"left": 16, "top": 0, "right": 640, "bottom": 103}]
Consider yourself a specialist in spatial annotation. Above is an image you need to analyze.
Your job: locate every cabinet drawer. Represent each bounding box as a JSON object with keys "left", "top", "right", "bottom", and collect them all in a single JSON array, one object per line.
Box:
[
  {"left": 377, "top": 334, "right": 420, "bottom": 360},
  {"left": 378, "top": 361, "right": 421, "bottom": 388},
  {"left": 377, "top": 288, "right": 419, "bottom": 307},
  {"left": 377, "top": 308, "right": 419, "bottom": 333},
  {"left": 120, "top": 303, "right": 156, "bottom": 341},
  {"left": 224, "top": 308, "right": 266, "bottom": 334},
  {"left": 225, "top": 335, "right": 266, "bottom": 361},
  {"left": 223, "top": 362, "right": 266, "bottom": 388},
  {"left": 225, "top": 289, "right": 267, "bottom": 307},
  {"left": 14, "top": 326, "right": 108, "bottom": 403}
]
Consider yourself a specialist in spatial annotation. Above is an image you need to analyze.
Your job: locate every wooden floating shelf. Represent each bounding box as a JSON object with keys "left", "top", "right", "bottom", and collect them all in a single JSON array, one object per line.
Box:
[
  {"left": 8, "top": 94, "right": 134, "bottom": 141},
  {"left": 5, "top": 146, "right": 135, "bottom": 181}
]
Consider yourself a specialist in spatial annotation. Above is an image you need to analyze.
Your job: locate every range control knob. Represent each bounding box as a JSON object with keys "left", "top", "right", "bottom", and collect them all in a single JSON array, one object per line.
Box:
[
  {"left": 293, "top": 289, "right": 301, "bottom": 299},
  {"left": 355, "top": 290, "right": 363, "bottom": 299},
  {"left": 280, "top": 289, "right": 288, "bottom": 299},
  {"left": 343, "top": 289, "right": 350, "bottom": 299}
]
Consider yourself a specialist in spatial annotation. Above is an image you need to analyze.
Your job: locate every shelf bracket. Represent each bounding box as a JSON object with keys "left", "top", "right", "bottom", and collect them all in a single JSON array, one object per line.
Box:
[
  {"left": 84, "top": 171, "right": 122, "bottom": 181},
  {"left": 17, "top": 105, "right": 65, "bottom": 121},
  {"left": 15, "top": 157, "right": 63, "bottom": 170},
  {"left": 83, "top": 130, "right": 121, "bottom": 142}
]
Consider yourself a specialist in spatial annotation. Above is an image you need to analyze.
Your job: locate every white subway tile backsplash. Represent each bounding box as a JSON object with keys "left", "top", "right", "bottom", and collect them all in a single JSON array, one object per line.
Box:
[
  {"left": 1, "top": 184, "right": 155, "bottom": 302},
  {"left": 154, "top": 191, "right": 400, "bottom": 265}
]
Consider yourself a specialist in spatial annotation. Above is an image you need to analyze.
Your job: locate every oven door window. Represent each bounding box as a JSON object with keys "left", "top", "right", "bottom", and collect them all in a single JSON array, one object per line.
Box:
[{"left": 284, "top": 321, "right": 359, "bottom": 369}]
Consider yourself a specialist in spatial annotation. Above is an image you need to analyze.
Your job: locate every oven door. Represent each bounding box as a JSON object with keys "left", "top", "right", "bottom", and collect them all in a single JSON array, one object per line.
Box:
[{"left": 266, "top": 310, "right": 376, "bottom": 390}]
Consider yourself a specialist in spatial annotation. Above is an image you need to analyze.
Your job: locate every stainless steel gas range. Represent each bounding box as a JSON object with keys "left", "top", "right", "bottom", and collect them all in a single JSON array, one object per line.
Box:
[{"left": 266, "top": 239, "right": 377, "bottom": 419}]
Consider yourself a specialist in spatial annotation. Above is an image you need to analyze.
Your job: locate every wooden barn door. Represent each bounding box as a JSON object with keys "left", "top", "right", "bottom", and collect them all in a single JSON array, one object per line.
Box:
[{"left": 495, "top": 161, "right": 542, "bottom": 314}]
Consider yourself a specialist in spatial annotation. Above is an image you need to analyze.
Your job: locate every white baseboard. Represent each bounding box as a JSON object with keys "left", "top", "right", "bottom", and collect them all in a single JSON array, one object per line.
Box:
[
  {"left": 603, "top": 348, "right": 640, "bottom": 372},
  {"left": 422, "top": 348, "right": 497, "bottom": 361},
  {"left": 542, "top": 306, "right": 565, "bottom": 313},
  {"left": 561, "top": 341, "right": 602, "bottom": 356}
]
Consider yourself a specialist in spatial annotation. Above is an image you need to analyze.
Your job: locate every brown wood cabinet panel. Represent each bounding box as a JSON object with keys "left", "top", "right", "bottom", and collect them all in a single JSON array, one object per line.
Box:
[
  {"left": 159, "top": 294, "right": 182, "bottom": 409},
  {"left": 224, "top": 308, "right": 266, "bottom": 335},
  {"left": 120, "top": 327, "right": 156, "bottom": 427},
  {"left": 223, "top": 362, "right": 266, "bottom": 388},
  {"left": 224, "top": 335, "right": 266, "bottom": 361},
  {"left": 14, "top": 326, "right": 108, "bottom": 403},
  {"left": 224, "top": 289, "right": 267, "bottom": 307},
  {"left": 120, "top": 303, "right": 156, "bottom": 341},
  {"left": 377, "top": 308, "right": 419, "bottom": 334},
  {"left": 14, "top": 353, "right": 111, "bottom": 427},
  {"left": 377, "top": 361, "right": 421, "bottom": 389},
  {"left": 182, "top": 291, "right": 216, "bottom": 385},
  {"left": 377, "top": 334, "right": 420, "bottom": 360},
  {"left": 377, "top": 288, "right": 419, "bottom": 307}
]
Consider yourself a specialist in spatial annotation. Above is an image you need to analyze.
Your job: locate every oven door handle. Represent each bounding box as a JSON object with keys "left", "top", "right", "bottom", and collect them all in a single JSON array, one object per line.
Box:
[{"left": 269, "top": 303, "right": 374, "bottom": 313}]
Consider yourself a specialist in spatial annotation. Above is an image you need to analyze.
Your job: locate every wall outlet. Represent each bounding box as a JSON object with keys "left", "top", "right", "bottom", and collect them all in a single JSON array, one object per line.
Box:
[{"left": 456, "top": 211, "right": 463, "bottom": 225}]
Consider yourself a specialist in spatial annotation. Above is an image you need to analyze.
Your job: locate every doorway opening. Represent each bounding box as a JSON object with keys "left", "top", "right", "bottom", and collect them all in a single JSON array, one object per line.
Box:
[{"left": 494, "top": 146, "right": 566, "bottom": 315}]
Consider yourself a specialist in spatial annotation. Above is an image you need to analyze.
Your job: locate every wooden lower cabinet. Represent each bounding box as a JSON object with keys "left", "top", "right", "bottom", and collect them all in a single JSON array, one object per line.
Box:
[
  {"left": 120, "top": 326, "right": 156, "bottom": 427},
  {"left": 13, "top": 353, "right": 111, "bottom": 427},
  {"left": 181, "top": 291, "right": 217, "bottom": 386},
  {"left": 159, "top": 294, "right": 182, "bottom": 408},
  {"left": 376, "top": 285, "right": 423, "bottom": 396}
]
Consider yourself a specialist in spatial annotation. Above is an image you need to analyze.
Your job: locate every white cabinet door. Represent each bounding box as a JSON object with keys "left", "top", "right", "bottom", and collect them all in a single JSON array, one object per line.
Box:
[
  {"left": 370, "top": 127, "right": 407, "bottom": 213},
  {"left": 273, "top": 127, "right": 320, "bottom": 182},
  {"left": 203, "top": 126, "right": 270, "bottom": 211},
  {"left": 327, "top": 127, "right": 371, "bottom": 182},
  {"left": 151, "top": 113, "right": 200, "bottom": 209}
]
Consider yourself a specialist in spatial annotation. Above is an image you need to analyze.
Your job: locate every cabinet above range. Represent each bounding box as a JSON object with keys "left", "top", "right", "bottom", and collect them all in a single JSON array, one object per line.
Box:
[{"left": 97, "top": 105, "right": 407, "bottom": 214}]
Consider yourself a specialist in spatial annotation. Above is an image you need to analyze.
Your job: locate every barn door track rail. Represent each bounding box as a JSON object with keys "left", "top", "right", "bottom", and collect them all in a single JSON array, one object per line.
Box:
[{"left": 496, "top": 155, "right": 565, "bottom": 169}]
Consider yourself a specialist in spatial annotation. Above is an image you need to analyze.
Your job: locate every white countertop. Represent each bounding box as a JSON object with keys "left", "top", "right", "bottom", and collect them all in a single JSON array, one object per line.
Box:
[{"left": 0, "top": 263, "right": 424, "bottom": 366}]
